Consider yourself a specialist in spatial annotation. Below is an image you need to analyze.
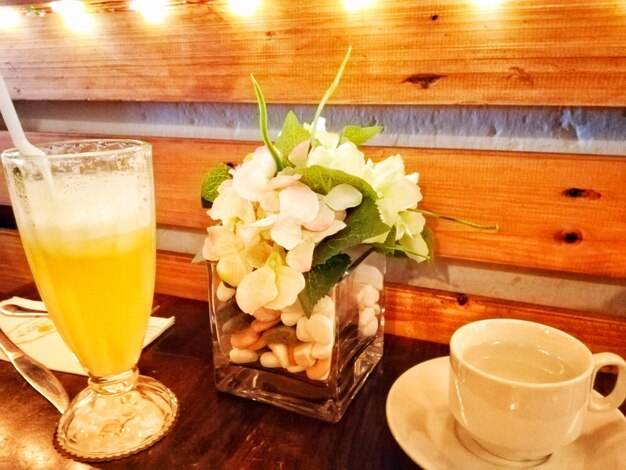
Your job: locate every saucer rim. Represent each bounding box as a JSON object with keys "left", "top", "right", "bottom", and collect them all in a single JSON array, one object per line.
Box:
[{"left": 385, "top": 355, "right": 626, "bottom": 469}]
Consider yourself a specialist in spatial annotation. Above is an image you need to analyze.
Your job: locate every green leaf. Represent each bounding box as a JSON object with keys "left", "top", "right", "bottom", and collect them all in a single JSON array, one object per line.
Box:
[
  {"left": 422, "top": 226, "right": 436, "bottom": 264},
  {"left": 275, "top": 111, "right": 310, "bottom": 162},
  {"left": 313, "top": 197, "right": 390, "bottom": 265},
  {"left": 309, "top": 46, "right": 352, "bottom": 147},
  {"left": 201, "top": 163, "right": 231, "bottom": 207},
  {"left": 340, "top": 125, "right": 383, "bottom": 146},
  {"left": 299, "top": 253, "right": 351, "bottom": 317},
  {"left": 371, "top": 227, "right": 401, "bottom": 257},
  {"left": 250, "top": 74, "right": 284, "bottom": 171},
  {"left": 295, "top": 165, "right": 378, "bottom": 199}
]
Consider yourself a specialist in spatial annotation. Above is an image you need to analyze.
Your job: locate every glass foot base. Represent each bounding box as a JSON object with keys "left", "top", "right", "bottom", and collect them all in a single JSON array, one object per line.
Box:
[{"left": 55, "top": 375, "right": 178, "bottom": 461}]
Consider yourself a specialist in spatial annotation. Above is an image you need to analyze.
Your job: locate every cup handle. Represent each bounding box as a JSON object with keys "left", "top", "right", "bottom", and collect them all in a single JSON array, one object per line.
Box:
[{"left": 588, "top": 352, "right": 626, "bottom": 412}]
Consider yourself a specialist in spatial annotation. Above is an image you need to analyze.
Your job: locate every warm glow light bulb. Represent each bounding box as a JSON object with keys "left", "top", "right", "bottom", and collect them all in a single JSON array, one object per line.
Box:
[
  {"left": 129, "top": 0, "right": 168, "bottom": 24},
  {"left": 51, "top": 0, "right": 93, "bottom": 32},
  {"left": 472, "top": 0, "right": 503, "bottom": 8},
  {"left": 343, "top": 0, "right": 374, "bottom": 12},
  {"left": 229, "top": 0, "right": 260, "bottom": 17},
  {"left": 0, "top": 7, "right": 21, "bottom": 30}
]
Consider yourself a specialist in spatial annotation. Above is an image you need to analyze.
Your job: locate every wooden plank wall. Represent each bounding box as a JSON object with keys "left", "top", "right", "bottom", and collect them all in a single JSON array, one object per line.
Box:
[
  {"left": 0, "top": 0, "right": 624, "bottom": 105},
  {"left": 3, "top": 132, "right": 626, "bottom": 277},
  {"left": 1, "top": 131, "right": 625, "bottom": 357}
]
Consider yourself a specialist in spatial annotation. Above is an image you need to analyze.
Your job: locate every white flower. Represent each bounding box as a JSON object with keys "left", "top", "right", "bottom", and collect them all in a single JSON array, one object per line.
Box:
[
  {"left": 203, "top": 226, "right": 252, "bottom": 287},
  {"left": 235, "top": 250, "right": 305, "bottom": 314},
  {"left": 208, "top": 180, "right": 256, "bottom": 227},
  {"left": 306, "top": 141, "right": 366, "bottom": 178},
  {"left": 363, "top": 154, "right": 424, "bottom": 242},
  {"left": 304, "top": 117, "right": 340, "bottom": 149},
  {"left": 232, "top": 146, "right": 276, "bottom": 202}
]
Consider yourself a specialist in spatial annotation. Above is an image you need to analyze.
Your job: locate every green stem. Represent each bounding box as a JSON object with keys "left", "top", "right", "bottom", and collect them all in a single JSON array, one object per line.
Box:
[
  {"left": 309, "top": 46, "right": 352, "bottom": 148},
  {"left": 250, "top": 74, "right": 283, "bottom": 172},
  {"left": 412, "top": 208, "right": 499, "bottom": 231}
]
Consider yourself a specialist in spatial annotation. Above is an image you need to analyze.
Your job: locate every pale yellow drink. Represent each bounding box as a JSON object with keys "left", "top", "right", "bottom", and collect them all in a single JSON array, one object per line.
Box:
[{"left": 21, "top": 225, "right": 155, "bottom": 377}]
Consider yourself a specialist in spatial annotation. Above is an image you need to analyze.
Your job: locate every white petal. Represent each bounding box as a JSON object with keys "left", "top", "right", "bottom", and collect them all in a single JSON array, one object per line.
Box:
[
  {"left": 399, "top": 232, "right": 429, "bottom": 263},
  {"left": 203, "top": 226, "right": 242, "bottom": 260},
  {"left": 303, "top": 202, "right": 335, "bottom": 232},
  {"left": 286, "top": 241, "right": 315, "bottom": 273},
  {"left": 324, "top": 184, "right": 363, "bottom": 211},
  {"left": 267, "top": 174, "right": 301, "bottom": 190},
  {"left": 288, "top": 141, "right": 310, "bottom": 167},
  {"left": 252, "top": 146, "right": 278, "bottom": 177},
  {"left": 250, "top": 214, "right": 278, "bottom": 228},
  {"left": 305, "top": 219, "right": 346, "bottom": 243},
  {"left": 232, "top": 163, "right": 270, "bottom": 202},
  {"left": 217, "top": 253, "right": 251, "bottom": 287},
  {"left": 209, "top": 186, "right": 255, "bottom": 223},
  {"left": 265, "top": 266, "right": 306, "bottom": 310},
  {"left": 270, "top": 216, "right": 304, "bottom": 250},
  {"left": 279, "top": 183, "right": 319, "bottom": 223},
  {"left": 235, "top": 266, "right": 278, "bottom": 314},
  {"left": 259, "top": 191, "right": 280, "bottom": 212},
  {"left": 316, "top": 129, "right": 340, "bottom": 149}
]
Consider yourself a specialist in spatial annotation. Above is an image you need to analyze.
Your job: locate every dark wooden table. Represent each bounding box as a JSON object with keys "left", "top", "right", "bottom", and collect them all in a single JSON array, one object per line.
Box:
[
  {"left": 0, "top": 288, "right": 451, "bottom": 469},
  {"left": 0, "top": 288, "right": 623, "bottom": 470}
]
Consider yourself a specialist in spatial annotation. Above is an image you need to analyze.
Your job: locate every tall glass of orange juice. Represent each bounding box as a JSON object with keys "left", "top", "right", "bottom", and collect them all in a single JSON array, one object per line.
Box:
[{"left": 1, "top": 140, "right": 178, "bottom": 460}]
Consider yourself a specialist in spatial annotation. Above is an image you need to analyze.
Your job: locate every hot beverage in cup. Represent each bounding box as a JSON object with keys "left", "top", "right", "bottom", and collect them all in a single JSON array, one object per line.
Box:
[{"left": 449, "top": 319, "right": 626, "bottom": 465}]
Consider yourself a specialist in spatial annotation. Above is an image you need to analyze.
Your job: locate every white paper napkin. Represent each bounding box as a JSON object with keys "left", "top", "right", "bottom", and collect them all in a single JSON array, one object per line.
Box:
[{"left": 0, "top": 297, "right": 174, "bottom": 376}]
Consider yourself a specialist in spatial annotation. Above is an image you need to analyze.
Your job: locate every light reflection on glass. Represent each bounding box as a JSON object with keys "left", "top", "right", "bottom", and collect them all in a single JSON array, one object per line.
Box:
[
  {"left": 51, "top": 0, "right": 93, "bottom": 32},
  {"left": 129, "top": 0, "right": 168, "bottom": 24},
  {"left": 228, "top": 0, "right": 261, "bottom": 17},
  {"left": 0, "top": 7, "right": 21, "bottom": 30}
]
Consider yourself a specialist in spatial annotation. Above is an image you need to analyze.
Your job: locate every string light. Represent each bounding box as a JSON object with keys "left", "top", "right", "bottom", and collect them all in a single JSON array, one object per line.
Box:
[
  {"left": 130, "top": 0, "right": 169, "bottom": 24},
  {"left": 471, "top": 0, "right": 504, "bottom": 8},
  {"left": 343, "top": 0, "right": 374, "bottom": 12},
  {"left": 51, "top": 0, "right": 93, "bottom": 32},
  {"left": 228, "top": 0, "right": 260, "bottom": 17},
  {"left": 0, "top": 7, "right": 21, "bottom": 30}
]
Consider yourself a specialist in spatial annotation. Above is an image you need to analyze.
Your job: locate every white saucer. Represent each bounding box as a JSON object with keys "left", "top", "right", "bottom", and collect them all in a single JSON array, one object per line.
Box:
[{"left": 386, "top": 356, "right": 626, "bottom": 469}]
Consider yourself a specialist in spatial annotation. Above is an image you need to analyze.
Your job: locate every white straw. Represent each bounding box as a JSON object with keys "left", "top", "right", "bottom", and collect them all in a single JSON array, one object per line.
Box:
[{"left": 0, "top": 72, "right": 45, "bottom": 157}]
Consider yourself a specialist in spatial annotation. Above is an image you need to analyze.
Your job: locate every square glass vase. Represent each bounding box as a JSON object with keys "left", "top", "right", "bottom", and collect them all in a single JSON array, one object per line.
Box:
[{"left": 207, "top": 251, "right": 386, "bottom": 423}]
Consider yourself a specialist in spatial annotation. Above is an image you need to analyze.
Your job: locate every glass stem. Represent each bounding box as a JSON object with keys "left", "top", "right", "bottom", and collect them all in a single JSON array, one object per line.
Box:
[{"left": 88, "top": 367, "right": 139, "bottom": 395}]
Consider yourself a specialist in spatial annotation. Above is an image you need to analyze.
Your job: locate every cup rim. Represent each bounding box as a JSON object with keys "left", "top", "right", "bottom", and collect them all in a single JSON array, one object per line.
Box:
[
  {"left": 1, "top": 139, "right": 150, "bottom": 160},
  {"left": 450, "top": 318, "right": 594, "bottom": 388}
]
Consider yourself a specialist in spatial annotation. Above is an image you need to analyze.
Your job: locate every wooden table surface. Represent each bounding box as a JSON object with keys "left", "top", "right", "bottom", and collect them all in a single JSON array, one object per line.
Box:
[{"left": 0, "top": 288, "right": 623, "bottom": 470}]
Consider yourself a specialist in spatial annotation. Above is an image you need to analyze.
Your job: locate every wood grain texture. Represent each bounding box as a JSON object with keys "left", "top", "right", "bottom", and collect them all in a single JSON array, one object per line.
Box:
[
  {"left": 0, "top": 228, "right": 33, "bottom": 295},
  {"left": 385, "top": 283, "right": 626, "bottom": 360},
  {"left": 0, "top": 0, "right": 625, "bottom": 105},
  {"left": 3, "top": 132, "right": 625, "bottom": 277}
]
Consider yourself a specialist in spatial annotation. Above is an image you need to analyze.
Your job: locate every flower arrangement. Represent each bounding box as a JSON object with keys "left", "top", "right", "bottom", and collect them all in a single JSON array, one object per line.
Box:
[{"left": 201, "top": 48, "right": 495, "bottom": 389}]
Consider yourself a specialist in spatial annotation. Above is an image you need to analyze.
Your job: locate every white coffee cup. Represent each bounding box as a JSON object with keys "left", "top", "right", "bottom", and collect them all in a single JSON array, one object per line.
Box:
[{"left": 448, "top": 319, "right": 626, "bottom": 465}]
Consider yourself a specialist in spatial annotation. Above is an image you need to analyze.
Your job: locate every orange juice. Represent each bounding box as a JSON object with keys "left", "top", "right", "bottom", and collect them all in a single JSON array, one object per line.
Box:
[{"left": 22, "top": 226, "right": 155, "bottom": 377}]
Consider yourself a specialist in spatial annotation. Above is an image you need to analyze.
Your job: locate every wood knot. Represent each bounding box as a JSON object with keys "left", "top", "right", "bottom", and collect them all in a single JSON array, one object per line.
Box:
[
  {"left": 456, "top": 294, "right": 469, "bottom": 306},
  {"left": 431, "top": 14, "right": 439, "bottom": 20},
  {"left": 507, "top": 67, "right": 534, "bottom": 86},
  {"left": 555, "top": 230, "right": 583, "bottom": 245},
  {"left": 562, "top": 188, "right": 601, "bottom": 200},
  {"left": 403, "top": 74, "right": 446, "bottom": 89}
]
